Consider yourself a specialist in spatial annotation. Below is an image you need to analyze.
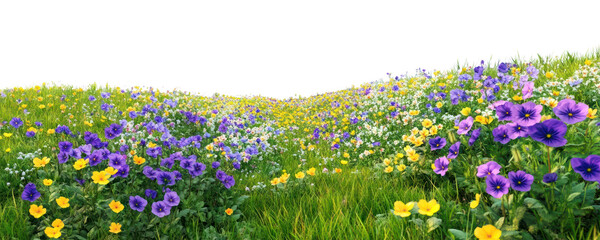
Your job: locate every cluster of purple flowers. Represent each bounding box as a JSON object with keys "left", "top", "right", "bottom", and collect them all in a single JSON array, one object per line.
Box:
[
  {"left": 477, "top": 161, "right": 534, "bottom": 198},
  {"left": 105, "top": 123, "right": 124, "bottom": 140}
]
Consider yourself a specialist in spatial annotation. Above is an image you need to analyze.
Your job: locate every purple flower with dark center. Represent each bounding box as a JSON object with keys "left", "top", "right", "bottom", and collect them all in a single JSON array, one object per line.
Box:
[
  {"left": 57, "top": 151, "right": 70, "bottom": 164},
  {"left": 156, "top": 171, "right": 175, "bottom": 186},
  {"left": 145, "top": 189, "right": 158, "bottom": 199},
  {"left": 21, "top": 183, "right": 40, "bottom": 202},
  {"left": 468, "top": 128, "right": 481, "bottom": 146},
  {"left": 492, "top": 124, "right": 511, "bottom": 144},
  {"left": 543, "top": 172, "right": 558, "bottom": 183},
  {"left": 457, "top": 117, "right": 473, "bottom": 135},
  {"left": 151, "top": 201, "right": 171, "bottom": 218},
  {"left": 161, "top": 157, "right": 175, "bottom": 169},
  {"left": 108, "top": 153, "right": 126, "bottom": 168},
  {"left": 477, "top": 161, "right": 502, "bottom": 178},
  {"left": 180, "top": 159, "right": 194, "bottom": 171},
  {"left": 486, "top": 174, "right": 510, "bottom": 198},
  {"left": 222, "top": 175, "right": 235, "bottom": 189},
  {"left": 571, "top": 155, "right": 600, "bottom": 182},
  {"left": 513, "top": 102, "right": 543, "bottom": 126},
  {"left": 129, "top": 195, "right": 148, "bottom": 212},
  {"left": 212, "top": 161, "right": 221, "bottom": 169},
  {"left": 163, "top": 191, "right": 180, "bottom": 207},
  {"left": 498, "top": 62, "right": 509, "bottom": 73},
  {"left": 216, "top": 170, "right": 227, "bottom": 181},
  {"left": 58, "top": 141, "right": 73, "bottom": 154},
  {"left": 232, "top": 161, "right": 241, "bottom": 170},
  {"left": 189, "top": 162, "right": 206, "bottom": 177},
  {"left": 433, "top": 157, "right": 449, "bottom": 176},
  {"left": 429, "top": 137, "right": 446, "bottom": 151},
  {"left": 101, "top": 92, "right": 110, "bottom": 98},
  {"left": 88, "top": 151, "right": 103, "bottom": 166},
  {"left": 143, "top": 166, "right": 158, "bottom": 180},
  {"left": 506, "top": 123, "right": 528, "bottom": 139},
  {"left": 495, "top": 102, "right": 516, "bottom": 121},
  {"left": 447, "top": 142, "right": 461, "bottom": 159},
  {"left": 553, "top": 99, "right": 589, "bottom": 124},
  {"left": 109, "top": 123, "right": 123, "bottom": 135},
  {"left": 528, "top": 119, "right": 568, "bottom": 147},
  {"left": 508, "top": 170, "right": 534, "bottom": 192},
  {"left": 115, "top": 164, "right": 130, "bottom": 178},
  {"left": 147, "top": 147, "right": 162, "bottom": 158},
  {"left": 75, "top": 178, "right": 85, "bottom": 186},
  {"left": 105, "top": 128, "right": 117, "bottom": 140},
  {"left": 89, "top": 95, "right": 96, "bottom": 101},
  {"left": 25, "top": 131, "right": 36, "bottom": 138},
  {"left": 10, "top": 117, "right": 23, "bottom": 129},
  {"left": 522, "top": 81, "right": 534, "bottom": 100}
]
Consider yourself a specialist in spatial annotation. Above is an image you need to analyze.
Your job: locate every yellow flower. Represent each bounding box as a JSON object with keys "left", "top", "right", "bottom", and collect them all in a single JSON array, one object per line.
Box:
[
  {"left": 52, "top": 219, "right": 65, "bottom": 230},
  {"left": 384, "top": 166, "right": 393, "bottom": 173},
  {"left": 409, "top": 110, "right": 420, "bottom": 116},
  {"left": 43, "top": 179, "right": 53, "bottom": 186},
  {"left": 417, "top": 199, "right": 440, "bottom": 216},
  {"left": 3, "top": 133, "right": 12, "bottom": 138},
  {"left": 224, "top": 208, "right": 234, "bottom": 216},
  {"left": 585, "top": 59, "right": 592, "bottom": 66},
  {"left": 105, "top": 167, "right": 118, "bottom": 175},
  {"left": 552, "top": 90, "right": 560, "bottom": 96},
  {"left": 408, "top": 153, "right": 420, "bottom": 162},
  {"left": 5, "top": 148, "right": 10, "bottom": 153},
  {"left": 29, "top": 204, "right": 46, "bottom": 218},
  {"left": 393, "top": 201, "right": 414, "bottom": 217},
  {"left": 547, "top": 98, "right": 558, "bottom": 108},
  {"left": 109, "top": 222, "right": 122, "bottom": 234},
  {"left": 474, "top": 224, "right": 501, "bottom": 240},
  {"left": 295, "top": 171, "right": 305, "bottom": 179},
  {"left": 512, "top": 95, "right": 522, "bottom": 101},
  {"left": 540, "top": 115, "right": 552, "bottom": 122},
  {"left": 109, "top": 200, "right": 124, "bottom": 213},
  {"left": 383, "top": 158, "right": 392, "bottom": 166},
  {"left": 92, "top": 171, "right": 110, "bottom": 185},
  {"left": 335, "top": 168, "right": 342, "bottom": 173},
  {"left": 340, "top": 160, "right": 348, "bottom": 165},
  {"left": 460, "top": 107, "right": 471, "bottom": 116},
  {"left": 33, "top": 157, "right": 50, "bottom": 168},
  {"left": 73, "top": 158, "right": 88, "bottom": 170},
  {"left": 60, "top": 104, "right": 67, "bottom": 110},
  {"left": 47, "top": 129, "right": 55, "bottom": 134},
  {"left": 279, "top": 173, "right": 290, "bottom": 183},
  {"left": 133, "top": 155, "right": 146, "bottom": 165},
  {"left": 587, "top": 108, "right": 597, "bottom": 119},
  {"left": 306, "top": 167, "right": 316, "bottom": 176},
  {"left": 56, "top": 197, "right": 70, "bottom": 208},
  {"left": 147, "top": 142, "right": 157, "bottom": 148},
  {"left": 470, "top": 194, "right": 481, "bottom": 209},
  {"left": 270, "top": 177, "right": 280, "bottom": 185},
  {"left": 436, "top": 102, "right": 443, "bottom": 108},
  {"left": 396, "top": 164, "right": 406, "bottom": 172},
  {"left": 421, "top": 119, "right": 433, "bottom": 128},
  {"left": 477, "top": 98, "right": 484, "bottom": 104},
  {"left": 545, "top": 72, "right": 554, "bottom": 79},
  {"left": 44, "top": 227, "right": 61, "bottom": 238}
]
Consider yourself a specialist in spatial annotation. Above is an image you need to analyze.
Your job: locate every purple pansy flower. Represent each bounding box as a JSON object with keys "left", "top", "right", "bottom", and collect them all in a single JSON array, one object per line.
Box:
[
  {"left": 571, "top": 155, "right": 600, "bottom": 182},
  {"left": 429, "top": 137, "right": 446, "bottom": 151},
  {"left": 468, "top": 128, "right": 481, "bottom": 146},
  {"left": 21, "top": 183, "right": 41, "bottom": 202},
  {"left": 145, "top": 189, "right": 158, "bottom": 199},
  {"left": 163, "top": 191, "right": 180, "bottom": 207},
  {"left": 495, "top": 101, "right": 516, "bottom": 121},
  {"left": 543, "top": 172, "right": 558, "bottom": 184},
  {"left": 129, "top": 195, "right": 148, "bottom": 212},
  {"left": 492, "top": 124, "right": 511, "bottom": 144},
  {"left": 477, "top": 161, "right": 502, "bottom": 178},
  {"left": 506, "top": 123, "right": 528, "bottom": 139},
  {"left": 457, "top": 117, "right": 474, "bottom": 135},
  {"left": 508, "top": 170, "right": 534, "bottom": 192},
  {"left": 486, "top": 174, "right": 510, "bottom": 198},
  {"left": 151, "top": 201, "right": 171, "bottom": 218},
  {"left": 513, "top": 102, "right": 543, "bottom": 127},
  {"left": 553, "top": 99, "right": 589, "bottom": 124},
  {"left": 528, "top": 119, "right": 568, "bottom": 147},
  {"left": 447, "top": 142, "right": 461, "bottom": 159},
  {"left": 433, "top": 157, "right": 450, "bottom": 176}
]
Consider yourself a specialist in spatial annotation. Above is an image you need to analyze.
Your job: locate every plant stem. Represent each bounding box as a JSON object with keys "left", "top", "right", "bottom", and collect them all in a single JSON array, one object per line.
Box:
[{"left": 546, "top": 146, "right": 552, "bottom": 173}]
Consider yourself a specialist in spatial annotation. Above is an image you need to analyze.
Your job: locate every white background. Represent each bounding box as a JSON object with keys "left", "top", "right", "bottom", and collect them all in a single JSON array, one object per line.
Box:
[{"left": 1, "top": 1, "right": 599, "bottom": 99}]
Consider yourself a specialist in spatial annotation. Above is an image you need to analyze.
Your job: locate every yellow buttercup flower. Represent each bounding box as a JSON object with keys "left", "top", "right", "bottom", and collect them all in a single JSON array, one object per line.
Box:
[
  {"left": 92, "top": 171, "right": 110, "bottom": 185},
  {"left": 340, "top": 160, "right": 348, "bottom": 165},
  {"left": 52, "top": 219, "right": 65, "bottom": 230},
  {"left": 384, "top": 166, "right": 393, "bottom": 173},
  {"left": 109, "top": 222, "right": 122, "bottom": 234},
  {"left": 396, "top": 164, "right": 406, "bottom": 172},
  {"left": 417, "top": 199, "right": 440, "bottom": 216},
  {"left": 470, "top": 194, "right": 481, "bottom": 209},
  {"left": 270, "top": 177, "right": 281, "bottom": 185},
  {"left": 422, "top": 119, "right": 433, "bottom": 128},
  {"left": 585, "top": 59, "right": 592, "bottom": 66},
  {"left": 393, "top": 201, "right": 414, "bottom": 217},
  {"left": 540, "top": 115, "right": 552, "bottom": 122},
  {"left": 29, "top": 204, "right": 46, "bottom": 218},
  {"left": 3, "top": 133, "right": 12, "bottom": 138},
  {"left": 335, "top": 168, "right": 342, "bottom": 173},
  {"left": 460, "top": 107, "right": 471, "bottom": 116},
  {"left": 225, "top": 208, "right": 234, "bottom": 216},
  {"left": 512, "top": 95, "right": 522, "bottom": 101},
  {"left": 474, "top": 224, "right": 501, "bottom": 240},
  {"left": 33, "top": 157, "right": 50, "bottom": 168},
  {"left": 587, "top": 108, "right": 597, "bottom": 119},
  {"left": 56, "top": 197, "right": 70, "bottom": 208},
  {"left": 73, "top": 159, "right": 88, "bottom": 170},
  {"left": 133, "top": 155, "right": 146, "bottom": 165},
  {"left": 105, "top": 167, "right": 118, "bottom": 175},
  {"left": 44, "top": 227, "right": 61, "bottom": 238},
  {"left": 109, "top": 200, "right": 124, "bottom": 213},
  {"left": 43, "top": 179, "right": 53, "bottom": 186},
  {"left": 147, "top": 142, "right": 157, "bottom": 148},
  {"left": 409, "top": 110, "right": 420, "bottom": 116},
  {"left": 295, "top": 171, "right": 305, "bottom": 179},
  {"left": 545, "top": 72, "right": 554, "bottom": 79},
  {"left": 47, "top": 129, "right": 55, "bottom": 134}
]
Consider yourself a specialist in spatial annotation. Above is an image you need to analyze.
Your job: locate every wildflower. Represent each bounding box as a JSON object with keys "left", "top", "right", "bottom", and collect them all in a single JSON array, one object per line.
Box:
[
  {"left": 508, "top": 170, "right": 534, "bottom": 192},
  {"left": 522, "top": 81, "right": 534, "bottom": 99},
  {"left": 543, "top": 172, "right": 558, "bottom": 183},
  {"left": 433, "top": 157, "right": 449, "bottom": 176},
  {"left": 295, "top": 171, "right": 305, "bottom": 179},
  {"left": 29, "top": 204, "right": 46, "bottom": 218},
  {"left": 92, "top": 171, "right": 110, "bottom": 185},
  {"left": 485, "top": 175, "right": 510, "bottom": 198},
  {"left": 73, "top": 158, "right": 88, "bottom": 170},
  {"left": 133, "top": 155, "right": 146, "bottom": 165},
  {"left": 469, "top": 128, "right": 481, "bottom": 146},
  {"left": 417, "top": 199, "right": 440, "bottom": 216},
  {"left": 33, "top": 157, "right": 50, "bottom": 168},
  {"left": 506, "top": 123, "right": 528, "bottom": 139},
  {"left": 429, "top": 136, "right": 446, "bottom": 151},
  {"left": 225, "top": 208, "right": 234, "bottom": 215},
  {"left": 457, "top": 116, "right": 474, "bottom": 135},
  {"left": 474, "top": 225, "right": 501, "bottom": 240},
  {"left": 151, "top": 201, "right": 171, "bottom": 218},
  {"left": 340, "top": 160, "right": 348, "bottom": 165},
  {"left": 528, "top": 119, "right": 568, "bottom": 147},
  {"left": 109, "top": 200, "right": 124, "bottom": 213},
  {"left": 129, "top": 196, "right": 148, "bottom": 212},
  {"left": 393, "top": 201, "right": 414, "bottom": 217},
  {"left": 109, "top": 222, "right": 122, "bottom": 234},
  {"left": 384, "top": 166, "right": 393, "bottom": 173},
  {"left": 335, "top": 168, "right": 342, "bottom": 173},
  {"left": 307, "top": 167, "right": 316, "bottom": 176},
  {"left": 476, "top": 161, "right": 502, "bottom": 178},
  {"left": 461, "top": 107, "right": 471, "bottom": 116},
  {"left": 21, "top": 183, "right": 41, "bottom": 202},
  {"left": 447, "top": 142, "right": 460, "bottom": 159},
  {"left": 492, "top": 125, "right": 511, "bottom": 144},
  {"left": 470, "top": 194, "right": 480, "bottom": 209},
  {"left": 51, "top": 219, "right": 64, "bottom": 230},
  {"left": 513, "top": 102, "right": 543, "bottom": 126},
  {"left": 571, "top": 155, "right": 600, "bottom": 182},
  {"left": 43, "top": 179, "right": 53, "bottom": 186},
  {"left": 164, "top": 191, "right": 180, "bottom": 207},
  {"left": 145, "top": 189, "right": 158, "bottom": 199},
  {"left": 44, "top": 227, "right": 61, "bottom": 238},
  {"left": 495, "top": 101, "right": 515, "bottom": 121},
  {"left": 156, "top": 171, "right": 175, "bottom": 186},
  {"left": 58, "top": 141, "right": 73, "bottom": 154},
  {"left": 422, "top": 119, "right": 433, "bottom": 128},
  {"left": 270, "top": 178, "right": 280, "bottom": 185},
  {"left": 553, "top": 99, "right": 589, "bottom": 124},
  {"left": 409, "top": 110, "right": 420, "bottom": 116},
  {"left": 56, "top": 197, "right": 70, "bottom": 208},
  {"left": 396, "top": 164, "right": 406, "bottom": 172},
  {"left": 10, "top": 117, "right": 23, "bottom": 128},
  {"left": 588, "top": 108, "right": 597, "bottom": 119}
]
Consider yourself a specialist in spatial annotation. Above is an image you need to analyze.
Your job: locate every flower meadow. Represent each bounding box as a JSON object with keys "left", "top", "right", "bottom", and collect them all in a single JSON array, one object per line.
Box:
[{"left": 1, "top": 53, "right": 600, "bottom": 239}]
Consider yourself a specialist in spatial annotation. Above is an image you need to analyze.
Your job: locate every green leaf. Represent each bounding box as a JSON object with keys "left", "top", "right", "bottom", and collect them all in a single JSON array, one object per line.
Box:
[
  {"left": 426, "top": 217, "right": 442, "bottom": 232},
  {"left": 448, "top": 229, "right": 467, "bottom": 240},
  {"left": 523, "top": 198, "right": 544, "bottom": 209},
  {"left": 495, "top": 217, "right": 504, "bottom": 229},
  {"left": 567, "top": 192, "right": 581, "bottom": 202}
]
